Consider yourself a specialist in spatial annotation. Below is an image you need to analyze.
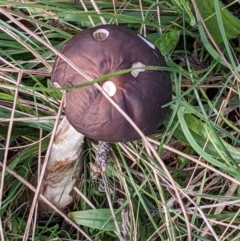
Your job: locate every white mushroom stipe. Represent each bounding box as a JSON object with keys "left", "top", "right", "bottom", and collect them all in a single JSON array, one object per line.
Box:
[
  {"left": 47, "top": 117, "right": 84, "bottom": 167},
  {"left": 93, "top": 29, "right": 109, "bottom": 41},
  {"left": 137, "top": 34, "right": 155, "bottom": 49},
  {"left": 30, "top": 117, "right": 85, "bottom": 212},
  {"left": 131, "top": 62, "right": 146, "bottom": 78},
  {"left": 102, "top": 81, "right": 117, "bottom": 97}
]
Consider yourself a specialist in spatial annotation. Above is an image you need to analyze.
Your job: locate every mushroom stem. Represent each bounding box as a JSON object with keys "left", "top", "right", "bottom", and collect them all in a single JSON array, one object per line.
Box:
[{"left": 32, "top": 116, "right": 85, "bottom": 212}]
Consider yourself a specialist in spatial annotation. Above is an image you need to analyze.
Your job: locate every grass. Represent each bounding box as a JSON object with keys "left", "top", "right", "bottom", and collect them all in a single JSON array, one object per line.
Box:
[{"left": 0, "top": 0, "right": 240, "bottom": 240}]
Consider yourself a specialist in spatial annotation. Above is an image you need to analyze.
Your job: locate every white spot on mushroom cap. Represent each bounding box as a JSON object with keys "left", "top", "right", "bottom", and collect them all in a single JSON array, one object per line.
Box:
[
  {"left": 93, "top": 29, "right": 109, "bottom": 41},
  {"left": 137, "top": 34, "right": 155, "bottom": 49},
  {"left": 131, "top": 62, "right": 146, "bottom": 78},
  {"left": 102, "top": 81, "right": 117, "bottom": 97}
]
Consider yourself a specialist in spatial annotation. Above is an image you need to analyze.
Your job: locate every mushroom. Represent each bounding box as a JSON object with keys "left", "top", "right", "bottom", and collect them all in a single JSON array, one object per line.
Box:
[
  {"left": 30, "top": 116, "right": 84, "bottom": 213},
  {"left": 34, "top": 25, "right": 171, "bottom": 212},
  {"left": 52, "top": 24, "right": 172, "bottom": 143}
]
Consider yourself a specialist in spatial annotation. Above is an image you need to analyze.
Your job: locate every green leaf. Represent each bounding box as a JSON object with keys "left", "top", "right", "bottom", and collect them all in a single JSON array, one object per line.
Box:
[
  {"left": 176, "top": 108, "right": 240, "bottom": 178},
  {"left": 6, "top": 138, "right": 50, "bottom": 176},
  {"left": 195, "top": 0, "right": 240, "bottom": 43},
  {"left": 172, "top": 112, "right": 240, "bottom": 163},
  {"left": 68, "top": 209, "right": 122, "bottom": 232},
  {"left": 0, "top": 92, "right": 14, "bottom": 101},
  {"left": 155, "top": 30, "right": 180, "bottom": 56},
  {"left": 183, "top": 114, "right": 240, "bottom": 164},
  {"left": 171, "top": 109, "right": 240, "bottom": 172},
  {"left": 171, "top": 0, "right": 196, "bottom": 26}
]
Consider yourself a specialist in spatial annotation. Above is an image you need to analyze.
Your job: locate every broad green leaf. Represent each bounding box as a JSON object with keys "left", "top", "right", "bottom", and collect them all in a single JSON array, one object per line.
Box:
[
  {"left": 68, "top": 209, "right": 122, "bottom": 232},
  {"left": 183, "top": 114, "right": 240, "bottom": 163},
  {"left": 0, "top": 92, "right": 14, "bottom": 101},
  {"left": 172, "top": 110, "right": 240, "bottom": 166},
  {"left": 176, "top": 108, "right": 240, "bottom": 179},
  {"left": 195, "top": 0, "right": 240, "bottom": 43},
  {"left": 178, "top": 114, "right": 240, "bottom": 163},
  {"left": 155, "top": 30, "right": 180, "bottom": 56},
  {"left": 171, "top": 0, "right": 196, "bottom": 26}
]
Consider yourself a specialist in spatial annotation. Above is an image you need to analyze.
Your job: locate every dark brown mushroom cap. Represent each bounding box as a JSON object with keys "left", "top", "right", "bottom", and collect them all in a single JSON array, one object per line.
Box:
[{"left": 52, "top": 25, "right": 172, "bottom": 142}]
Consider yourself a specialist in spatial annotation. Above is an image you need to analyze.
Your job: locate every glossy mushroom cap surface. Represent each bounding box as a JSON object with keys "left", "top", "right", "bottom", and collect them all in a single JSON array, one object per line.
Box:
[{"left": 52, "top": 25, "right": 172, "bottom": 142}]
